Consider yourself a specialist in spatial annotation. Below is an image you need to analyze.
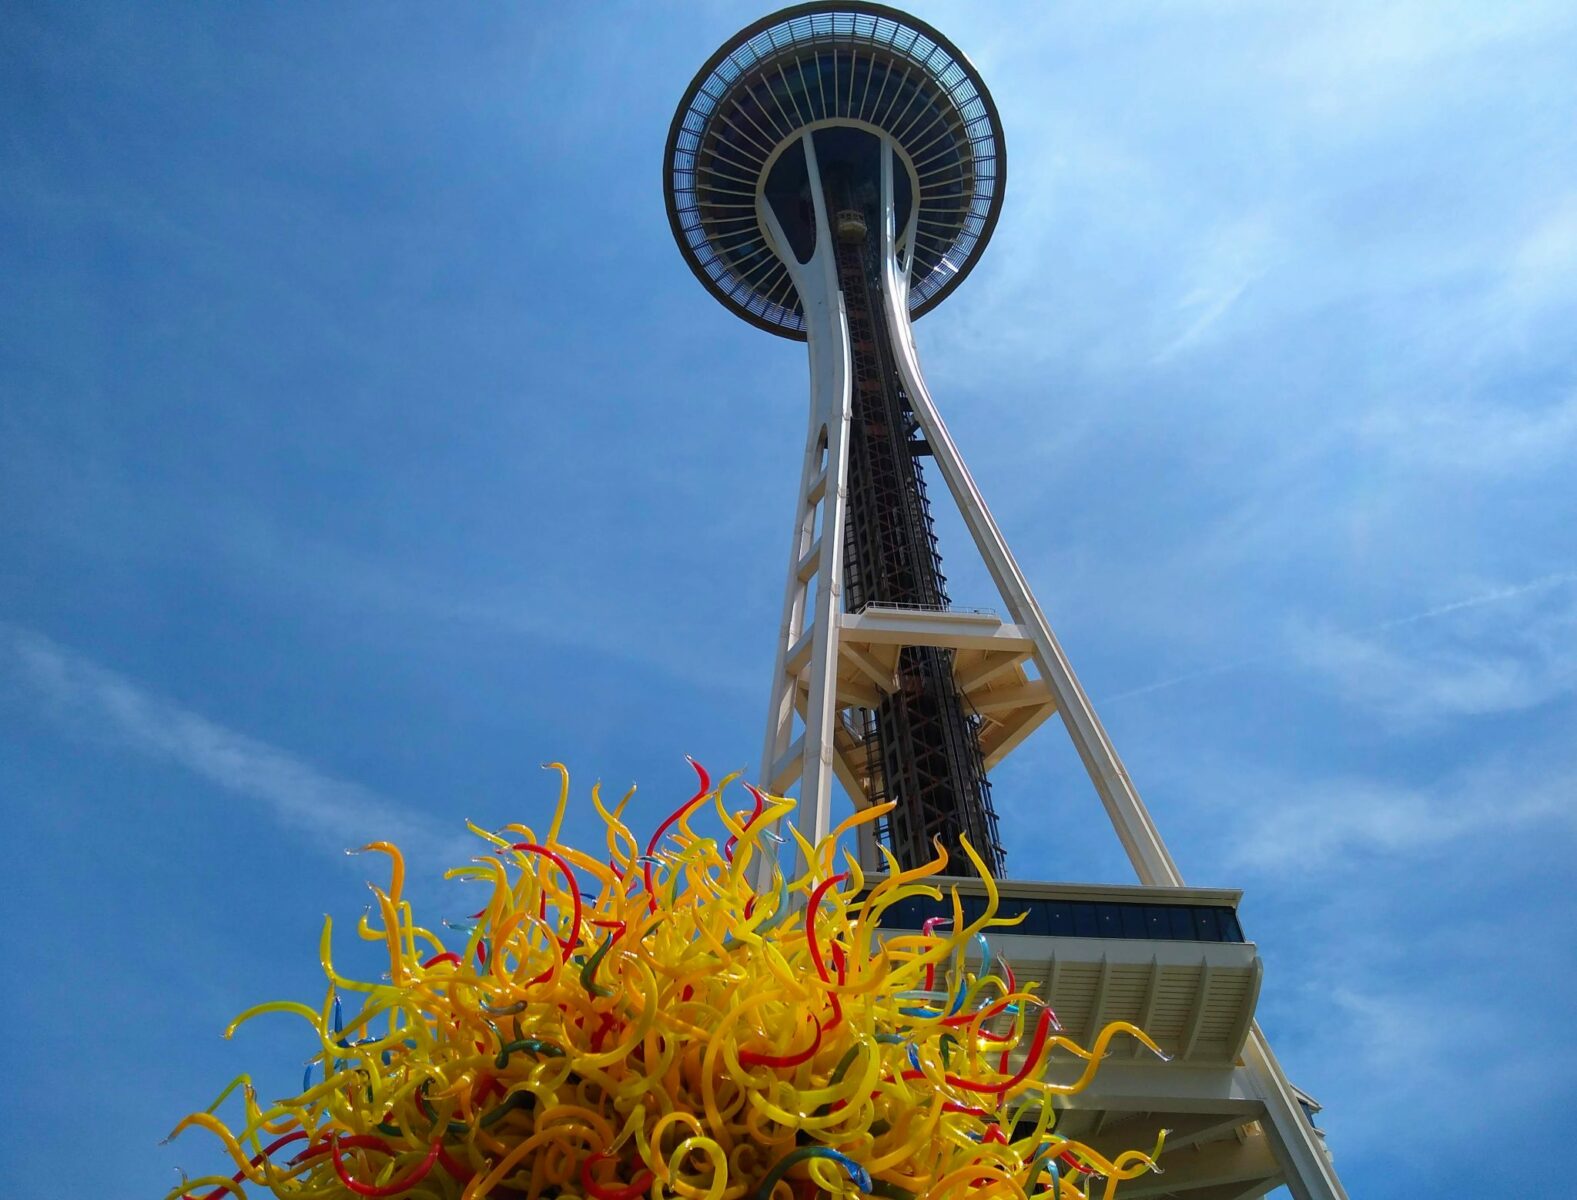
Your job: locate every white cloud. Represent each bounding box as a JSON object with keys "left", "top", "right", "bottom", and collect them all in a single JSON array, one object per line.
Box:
[
  {"left": 2, "top": 624, "right": 450, "bottom": 855},
  {"left": 1358, "top": 391, "right": 1577, "bottom": 475},
  {"left": 240, "top": 516, "right": 763, "bottom": 698},
  {"left": 1512, "top": 195, "right": 1577, "bottom": 286},
  {"left": 1153, "top": 274, "right": 1254, "bottom": 362},
  {"left": 1097, "top": 573, "right": 1577, "bottom": 709},
  {"left": 1285, "top": 576, "right": 1577, "bottom": 725},
  {"left": 1222, "top": 753, "right": 1576, "bottom": 874},
  {"left": 1273, "top": 0, "right": 1575, "bottom": 119},
  {"left": 1286, "top": 970, "right": 1577, "bottom": 1166},
  {"left": 1152, "top": 214, "right": 1281, "bottom": 362},
  {"left": 1262, "top": 890, "right": 1577, "bottom": 1167}
]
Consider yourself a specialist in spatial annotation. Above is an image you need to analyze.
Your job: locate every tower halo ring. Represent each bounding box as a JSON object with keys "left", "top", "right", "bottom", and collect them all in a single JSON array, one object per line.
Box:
[{"left": 663, "top": 1, "right": 1007, "bottom": 340}]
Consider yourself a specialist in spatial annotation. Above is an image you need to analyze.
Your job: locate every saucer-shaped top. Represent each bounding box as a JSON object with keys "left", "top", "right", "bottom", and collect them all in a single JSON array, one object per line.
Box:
[{"left": 664, "top": 2, "right": 1006, "bottom": 339}]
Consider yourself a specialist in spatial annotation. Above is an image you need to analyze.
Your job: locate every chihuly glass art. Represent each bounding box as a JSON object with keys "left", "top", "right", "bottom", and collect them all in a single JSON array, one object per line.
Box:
[{"left": 165, "top": 762, "right": 1168, "bottom": 1200}]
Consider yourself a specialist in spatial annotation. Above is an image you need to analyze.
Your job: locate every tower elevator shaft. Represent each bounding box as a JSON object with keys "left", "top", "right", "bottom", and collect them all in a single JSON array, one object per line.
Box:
[{"left": 834, "top": 227, "right": 1005, "bottom": 878}]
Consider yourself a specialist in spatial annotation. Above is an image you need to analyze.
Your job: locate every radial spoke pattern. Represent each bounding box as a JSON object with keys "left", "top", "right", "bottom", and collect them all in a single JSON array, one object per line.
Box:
[{"left": 664, "top": 2, "right": 1005, "bottom": 339}]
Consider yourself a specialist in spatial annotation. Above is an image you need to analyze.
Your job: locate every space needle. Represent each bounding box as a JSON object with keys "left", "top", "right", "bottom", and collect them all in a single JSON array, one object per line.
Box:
[
  {"left": 664, "top": 6, "right": 1349, "bottom": 1198},
  {"left": 666, "top": 1, "right": 1007, "bottom": 875}
]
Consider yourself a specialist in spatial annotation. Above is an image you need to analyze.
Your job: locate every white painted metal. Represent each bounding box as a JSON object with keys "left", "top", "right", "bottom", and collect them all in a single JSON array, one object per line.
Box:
[
  {"left": 753, "top": 123, "right": 1346, "bottom": 1200},
  {"left": 887, "top": 260, "right": 1345, "bottom": 1200},
  {"left": 879, "top": 287, "right": 1183, "bottom": 887},
  {"left": 756, "top": 132, "right": 853, "bottom": 853},
  {"left": 877, "top": 268, "right": 1347, "bottom": 1200}
]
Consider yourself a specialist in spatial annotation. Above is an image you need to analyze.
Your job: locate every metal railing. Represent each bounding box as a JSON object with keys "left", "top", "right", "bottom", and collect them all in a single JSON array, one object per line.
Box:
[{"left": 851, "top": 600, "right": 1000, "bottom": 618}]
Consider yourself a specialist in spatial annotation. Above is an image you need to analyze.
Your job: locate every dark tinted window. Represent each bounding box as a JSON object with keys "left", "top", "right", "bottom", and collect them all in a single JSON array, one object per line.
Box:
[
  {"left": 863, "top": 889, "right": 1243, "bottom": 943},
  {"left": 1145, "top": 906, "right": 1170, "bottom": 938},
  {"left": 1010, "top": 902, "right": 1048, "bottom": 937},
  {"left": 1096, "top": 904, "right": 1123, "bottom": 938},
  {"left": 1072, "top": 904, "right": 1098, "bottom": 938},
  {"left": 1193, "top": 908, "right": 1222, "bottom": 942},
  {"left": 1045, "top": 902, "right": 1073, "bottom": 936},
  {"left": 1119, "top": 904, "right": 1148, "bottom": 938},
  {"left": 959, "top": 893, "right": 989, "bottom": 926}
]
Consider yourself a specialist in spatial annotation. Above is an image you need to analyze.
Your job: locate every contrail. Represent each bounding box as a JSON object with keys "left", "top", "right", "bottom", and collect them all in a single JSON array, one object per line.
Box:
[
  {"left": 1098, "top": 569, "right": 1576, "bottom": 705},
  {"left": 1, "top": 623, "right": 461, "bottom": 857},
  {"left": 1369, "top": 572, "right": 1575, "bottom": 631}
]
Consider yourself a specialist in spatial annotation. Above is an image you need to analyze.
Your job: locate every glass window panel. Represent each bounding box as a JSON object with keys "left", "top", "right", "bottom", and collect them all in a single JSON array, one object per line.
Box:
[
  {"left": 959, "top": 894, "right": 988, "bottom": 926},
  {"left": 1045, "top": 902, "right": 1073, "bottom": 936},
  {"left": 1145, "top": 906, "right": 1170, "bottom": 938},
  {"left": 1119, "top": 905, "right": 1147, "bottom": 939},
  {"left": 1193, "top": 908, "right": 1221, "bottom": 942},
  {"left": 1221, "top": 910, "right": 1245, "bottom": 942},
  {"left": 1072, "top": 903, "right": 1098, "bottom": 938},
  {"left": 1011, "top": 901, "right": 1049, "bottom": 938},
  {"left": 885, "top": 896, "right": 918, "bottom": 928},
  {"left": 1096, "top": 904, "right": 1123, "bottom": 938}
]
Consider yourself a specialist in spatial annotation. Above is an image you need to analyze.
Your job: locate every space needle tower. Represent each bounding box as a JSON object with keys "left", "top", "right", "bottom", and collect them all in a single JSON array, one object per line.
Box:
[
  {"left": 666, "top": 6, "right": 1349, "bottom": 1198},
  {"left": 666, "top": 0, "right": 1008, "bottom": 875}
]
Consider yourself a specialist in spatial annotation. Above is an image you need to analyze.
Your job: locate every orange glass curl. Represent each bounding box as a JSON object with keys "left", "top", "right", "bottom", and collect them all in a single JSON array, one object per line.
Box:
[{"left": 165, "top": 763, "right": 1166, "bottom": 1200}]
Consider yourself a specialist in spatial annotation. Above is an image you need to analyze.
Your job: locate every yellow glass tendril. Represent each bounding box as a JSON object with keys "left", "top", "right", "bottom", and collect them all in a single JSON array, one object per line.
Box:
[{"left": 165, "top": 763, "right": 1167, "bottom": 1200}]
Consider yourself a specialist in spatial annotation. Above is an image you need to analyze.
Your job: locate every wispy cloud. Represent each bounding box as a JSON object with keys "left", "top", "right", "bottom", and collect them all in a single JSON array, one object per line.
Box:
[
  {"left": 1286, "top": 575, "right": 1577, "bottom": 725},
  {"left": 1100, "top": 571, "right": 1577, "bottom": 712},
  {"left": 197, "top": 518, "right": 762, "bottom": 700},
  {"left": 1283, "top": 965, "right": 1577, "bottom": 1165},
  {"left": 1152, "top": 274, "right": 1255, "bottom": 362},
  {"left": 1367, "top": 574, "right": 1577, "bottom": 631},
  {"left": 1151, "top": 214, "right": 1279, "bottom": 362},
  {"left": 1357, "top": 391, "right": 1577, "bottom": 475},
  {"left": 1, "top": 623, "right": 450, "bottom": 855},
  {"left": 1223, "top": 754, "right": 1577, "bottom": 873},
  {"left": 1275, "top": 1, "right": 1570, "bottom": 109},
  {"left": 1508, "top": 195, "right": 1577, "bottom": 306}
]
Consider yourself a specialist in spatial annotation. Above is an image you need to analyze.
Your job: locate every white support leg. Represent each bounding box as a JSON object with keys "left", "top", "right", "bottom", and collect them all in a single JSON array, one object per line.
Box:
[
  {"left": 877, "top": 274, "right": 1181, "bottom": 885},
  {"left": 756, "top": 133, "right": 854, "bottom": 851},
  {"left": 875, "top": 268, "right": 1347, "bottom": 1200},
  {"left": 759, "top": 380, "right": 823, "bottom": 789}
]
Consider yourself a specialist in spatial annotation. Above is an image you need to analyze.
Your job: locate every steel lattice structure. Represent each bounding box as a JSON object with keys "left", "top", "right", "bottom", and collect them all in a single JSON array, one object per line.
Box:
[{"left": 835, "top": 232, "right": 1003, "bottom": 875}]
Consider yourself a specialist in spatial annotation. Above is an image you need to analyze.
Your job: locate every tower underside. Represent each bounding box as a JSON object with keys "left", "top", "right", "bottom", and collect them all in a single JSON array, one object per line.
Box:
[{"left": 666, "top": 3, "right": 1003, "bottom": 339}]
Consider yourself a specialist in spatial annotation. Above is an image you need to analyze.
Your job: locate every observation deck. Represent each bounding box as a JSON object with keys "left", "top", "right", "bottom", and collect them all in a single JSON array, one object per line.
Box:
[
  {"left": 866, "top": 876, "right": 1262, "bottom": 1070},
  {"left": 866, "top": 876, "right": 1301, "bottom": 1199},
  {"left": 663, "top": 2, "right": 1005, "bottom": 338}
]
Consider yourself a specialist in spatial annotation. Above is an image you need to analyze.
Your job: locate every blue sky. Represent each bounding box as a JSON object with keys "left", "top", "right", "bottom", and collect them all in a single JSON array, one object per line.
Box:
[{"left": 3, "top": 2, "right": 1575, "bottom": 1196}]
